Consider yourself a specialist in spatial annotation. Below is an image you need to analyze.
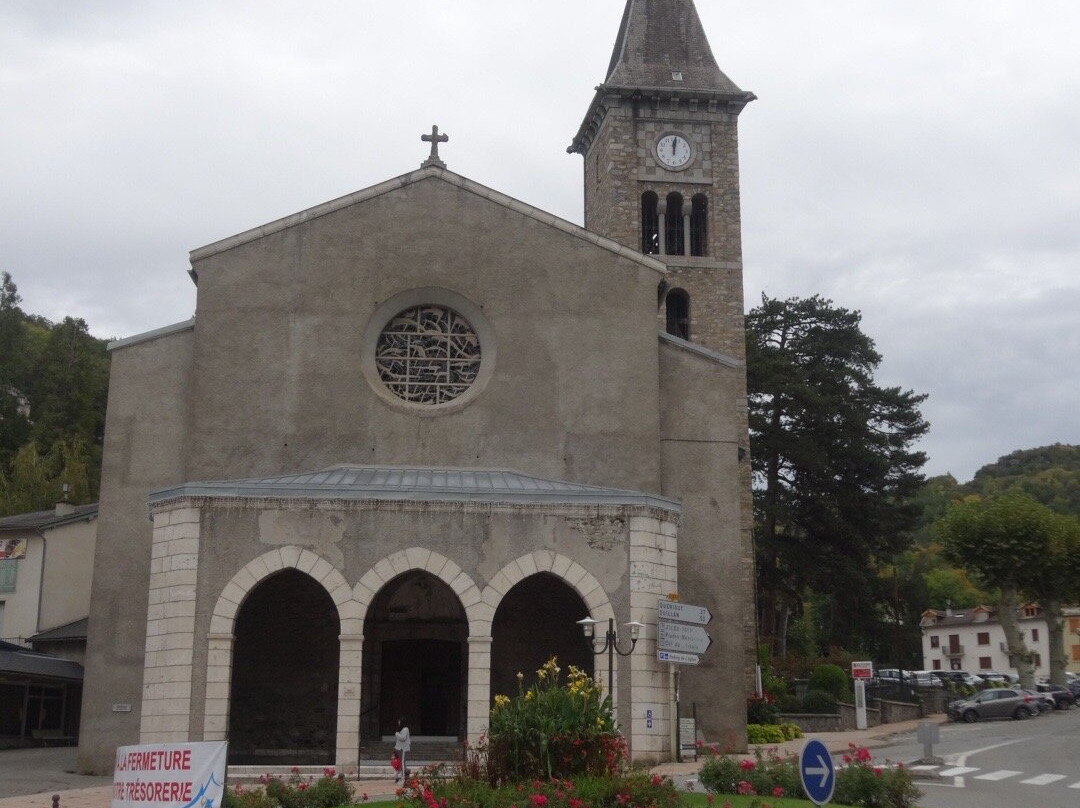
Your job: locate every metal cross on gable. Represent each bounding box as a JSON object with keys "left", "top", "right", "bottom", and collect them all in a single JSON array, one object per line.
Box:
[{"left": 421, "top": 125, "right": 449, "bottom": 168}]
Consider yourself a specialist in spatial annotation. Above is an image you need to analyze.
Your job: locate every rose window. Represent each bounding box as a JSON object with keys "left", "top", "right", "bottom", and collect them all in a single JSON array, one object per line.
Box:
[{"left": 374, "top": 305, "right": 482, "bottom": 404}]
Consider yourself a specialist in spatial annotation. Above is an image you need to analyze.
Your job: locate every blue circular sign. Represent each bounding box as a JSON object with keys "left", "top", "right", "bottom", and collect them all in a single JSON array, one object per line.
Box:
[{"left": 799, "top": 739, "right": 835, "bottom": 805}]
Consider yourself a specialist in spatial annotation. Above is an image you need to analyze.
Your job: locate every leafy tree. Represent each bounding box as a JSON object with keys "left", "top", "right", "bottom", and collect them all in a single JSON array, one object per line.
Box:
[
  {"left": 747, "top": 294, "right": 929, "bottom": 656},
  {"left": 935, "top": 492, "right": 1080, "bottom": 686},
  {"left": 968, "top": 445, "right": 1080, "bottom": 516}
]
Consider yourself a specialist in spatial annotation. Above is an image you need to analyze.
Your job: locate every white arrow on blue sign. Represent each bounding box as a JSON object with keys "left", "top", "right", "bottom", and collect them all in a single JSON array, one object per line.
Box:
[{"left": 799, "top": 739, "right": 835, "bottom": 806}]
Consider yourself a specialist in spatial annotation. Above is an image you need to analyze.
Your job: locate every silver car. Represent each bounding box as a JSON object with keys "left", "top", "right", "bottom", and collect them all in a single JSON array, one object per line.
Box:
[{"left": 948, "top": 687, "right": 1039, "bottom": 722}]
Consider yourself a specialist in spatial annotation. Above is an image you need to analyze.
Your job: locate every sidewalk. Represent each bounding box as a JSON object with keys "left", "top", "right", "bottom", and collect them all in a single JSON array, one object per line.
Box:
[{"left": 0, "top": 717, "right": 944, "bottom": 808}]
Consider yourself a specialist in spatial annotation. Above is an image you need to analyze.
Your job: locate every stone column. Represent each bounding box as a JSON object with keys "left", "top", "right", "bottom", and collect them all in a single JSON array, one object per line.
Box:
[
  {"left": 628, "top": 515, "right": 679, "bottom": 763},
  {"left": 336, "top": 634, "right": 364, "bottom": 768},
  {"left": 141, "top": 506, "right": 201, "bottom": 743},
  {"left": 466, "top": 636, "right": 493, "bottom": 746},
  {"left": 203, "top": 633, "right": 233, "bottom": 741}
]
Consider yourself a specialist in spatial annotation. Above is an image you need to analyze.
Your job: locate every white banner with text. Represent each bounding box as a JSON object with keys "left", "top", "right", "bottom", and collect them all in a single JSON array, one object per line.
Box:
[{"left": 112, "top": 741, "right": 227, "bottom": 808}]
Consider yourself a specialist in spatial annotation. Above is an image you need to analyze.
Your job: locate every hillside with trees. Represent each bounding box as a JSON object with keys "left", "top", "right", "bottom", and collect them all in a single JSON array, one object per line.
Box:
[{"left": 0, "top": 271, "right": 109, "bottom": 515}]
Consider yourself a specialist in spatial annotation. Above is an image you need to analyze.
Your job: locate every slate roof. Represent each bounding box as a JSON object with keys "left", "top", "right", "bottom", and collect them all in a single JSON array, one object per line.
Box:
[
  {"left": 150, "top": 465, "right": 681, "bottom": 513},
  {"left": 28, "top": 617, "right": 89, "bottom": 644},
  {"left": 0, "top": 503, "right": 98, "bottom": 532},
  {"left": 0, "top": 646, "right": 84, "bottom": 681},
  {"left": 604, "top": 0, "right": 746, "bottom": 95}
]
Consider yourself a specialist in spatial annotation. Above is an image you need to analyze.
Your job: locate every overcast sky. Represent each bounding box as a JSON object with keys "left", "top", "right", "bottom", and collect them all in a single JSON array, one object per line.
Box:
[{"left": 2, "top": 0, "right": 1077, "bottom": 482}]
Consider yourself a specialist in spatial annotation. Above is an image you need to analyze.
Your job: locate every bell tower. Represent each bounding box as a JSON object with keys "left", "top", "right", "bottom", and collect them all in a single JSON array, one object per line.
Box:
[{"left": 569, "top": 0, "right": 755, "bottom": 359}]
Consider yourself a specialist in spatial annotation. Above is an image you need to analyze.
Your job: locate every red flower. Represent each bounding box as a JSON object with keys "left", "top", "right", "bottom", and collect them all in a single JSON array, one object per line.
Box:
[
  {"left": 771, "top": 786, "right": 784, "bottom": 797},
  {"left": 291, "top": 766, "right": 300, "bottom": 774},
  {"left": 874, "top": 767, "right": 883, "bottom": 777},
  {"left": 842, "top": 755, "right": 852, "bottom": 765},
  {"left": 530, "top": 796, "right": 548, "bottom": 807},
  {"left": 736, "top": 780, "right": 756, "bottom": 795},
  {"left": 855, "top": 747, "right": 872, "bottom": 763},
  {"left": 361, "top": 794, "right": 368, "bottom": 802},
  {"left": 297, "top": 783, "right": 308, "bottom": 791},
  {"left": 323, "top": 767, "right": 335, "bottom": 778},
  {"left": 705, "top": 796, "right": 714, "bottom": 805},
  {"left": 739, "top": 759, "right": 755, "bottom": 771}
]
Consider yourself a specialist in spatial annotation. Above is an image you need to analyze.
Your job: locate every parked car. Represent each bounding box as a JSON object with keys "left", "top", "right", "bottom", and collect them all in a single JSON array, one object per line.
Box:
[
  {"left": 933, "top": 671, "right": 985, "bottom": 687},
  {"left": 1066, "top": 680, "right": 1080, "bottom": 697},
  {"left": 1037, "top": 683, "right": 1077, "bottom": 709},
  {"left": 947, "top": 687, "right": 1040, "bottom": 722},
  {"left": 1022, "top": 688, "right": 1055, "bottom": 713},
  {"left": 981, "top": 671, "right": 1019, "bottom": 684},
  {"left": 909, "top": 670, "right": 945, "bottom": 687}
]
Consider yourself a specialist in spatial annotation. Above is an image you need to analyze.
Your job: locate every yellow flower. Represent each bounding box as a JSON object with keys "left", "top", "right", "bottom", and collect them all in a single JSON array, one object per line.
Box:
[
  {"left": 494, "top": 694, "right": 509, "bottom": 708},
  {"left": 525, "top": 690, "right": 534, "bottom": 701}
]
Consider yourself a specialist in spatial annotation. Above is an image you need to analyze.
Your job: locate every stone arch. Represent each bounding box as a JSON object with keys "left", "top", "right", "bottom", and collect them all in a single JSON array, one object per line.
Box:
[
  {"left": 203, "top": 547, "right": 364, "bottom": 769},
  {"left": 353, "top": 547, "right": 485, "bottom": 628}
]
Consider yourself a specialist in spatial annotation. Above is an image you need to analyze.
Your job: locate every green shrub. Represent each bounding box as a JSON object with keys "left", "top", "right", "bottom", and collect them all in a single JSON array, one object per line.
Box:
[
  {"left": 483, "top": 657, "right": 625, "bottom": 783},
  {"left": 779, "top": 723, "right": 803, "bottom": 741},
  {"left": 746, "top": 693, "right": 779, "bottom": 725},
  {"left": 808, "top": 663, "right": 849, "bottom": 700},
  {"left": 412, "top": 771, "right": 680, "bottom": 808},
  {"left": 223, "top": 770, "right": 352, "bottom": 808},
  {"left": 699, "top": 745, "right": 920, "bottom": 807},
  {"left": 833, "top": 745, "right": 922, "bottom": 808},
  {"left": 800, "top": 688, "right": 839, "bottom": 714},
  {"left": 746, "top": 724, "right": 785, "bottom": 744}
]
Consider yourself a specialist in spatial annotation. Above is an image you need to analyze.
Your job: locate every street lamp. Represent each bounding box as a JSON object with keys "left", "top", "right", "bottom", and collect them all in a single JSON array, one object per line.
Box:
[{"left": 577, "top": 616, "right": 645, "bottom": 696}]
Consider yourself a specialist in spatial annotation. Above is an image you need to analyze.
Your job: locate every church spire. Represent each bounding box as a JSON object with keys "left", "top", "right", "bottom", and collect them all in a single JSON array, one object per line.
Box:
[{"left": 603, "top": 0, "right": 745, "bottom": 95}]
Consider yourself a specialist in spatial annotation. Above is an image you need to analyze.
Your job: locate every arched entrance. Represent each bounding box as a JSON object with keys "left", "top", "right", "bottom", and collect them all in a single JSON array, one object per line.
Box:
[
  {"left": 491, "top": 573, "right": 593, "bottom": 701},
  {"left": 361, "top": 571, "right": 468, "bottom": 740},
  {"left": 228, "top": 569, "right": 340, "bottom": 764}
]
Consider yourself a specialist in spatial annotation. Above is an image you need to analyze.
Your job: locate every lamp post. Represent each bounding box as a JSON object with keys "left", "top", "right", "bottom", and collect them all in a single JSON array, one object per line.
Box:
[{"left": 577, "top": 616, "right": 645, "bottom": 697}]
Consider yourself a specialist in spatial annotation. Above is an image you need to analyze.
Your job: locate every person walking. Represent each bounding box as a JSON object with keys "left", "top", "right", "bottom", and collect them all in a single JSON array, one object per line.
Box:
[{"left": 394, "top": 716, "right": 411, "bottom": 783}]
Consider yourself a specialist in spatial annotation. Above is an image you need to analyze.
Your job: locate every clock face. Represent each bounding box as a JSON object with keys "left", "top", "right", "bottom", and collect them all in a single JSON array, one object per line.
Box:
[{"left": 656, "top": 134, "right": 692, "bottom": 168}]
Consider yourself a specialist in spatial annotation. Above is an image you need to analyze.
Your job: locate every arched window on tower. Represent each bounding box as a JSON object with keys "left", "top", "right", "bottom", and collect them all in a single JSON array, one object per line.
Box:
[
  {"left": 665, "top": 193, "right": 685, "bottom": 255},
  {"left": 690, "top": 194, "right": 708, "bottom": 256},
  {"left": 666, "top": 288, "right": 690, "bottom": 340},
  {"left": 641, "top": 192, "right": 660, "bottom": 254}
]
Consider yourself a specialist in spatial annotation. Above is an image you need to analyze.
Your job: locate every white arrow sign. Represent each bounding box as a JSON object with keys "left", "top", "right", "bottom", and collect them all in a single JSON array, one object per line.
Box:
[
  {"left": 657, "top": 649, "right": 700, "bottom": 665},
  {"left": 806, "top": 756, "right": 830, "bottom": 788},
  {"left": 657, "top": 600, "right": 713, "bottom": 625},
  {"left": 658, "top": 620, "right": 712, "bottom": 654}
]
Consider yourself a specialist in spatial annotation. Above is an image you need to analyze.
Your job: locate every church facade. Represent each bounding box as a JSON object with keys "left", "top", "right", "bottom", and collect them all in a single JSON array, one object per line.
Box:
[{"left": 78, "top": 0, "right": 756, "bottom": 772}]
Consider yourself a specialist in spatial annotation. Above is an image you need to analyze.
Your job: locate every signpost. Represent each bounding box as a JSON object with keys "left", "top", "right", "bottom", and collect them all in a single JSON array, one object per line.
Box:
[
  {"left": 658, "top": 621, "right": 712, "bottom": 654},
  {"left": 799, "top": 739, "right": 835, "bottom": 806},
  {"left": 658, "top": 600, "right": 712, "bottom": 625},
  {"left": 657, "top": 649, "right": 699, "bottom": 665},
  {"left": 851, "top": 661, "right": 872, "bottom": 730}
]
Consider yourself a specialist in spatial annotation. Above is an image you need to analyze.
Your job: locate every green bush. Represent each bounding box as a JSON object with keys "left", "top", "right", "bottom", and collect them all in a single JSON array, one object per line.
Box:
[
  {"left": 699, "top": 745, "right": 920, "bottom": 807},
  {"left": 779, "top": 723, "right": 803, "bottom": 741},
  {"left": 223, "top": 770, "right": 353, "bottom": 808},
  {"left": 483, "top": 657, "right": 625, "bottom": 783},
  {"left": 412, "top": 771, "right": 681, "bottom": 808},
  {"left": 746, "top": 693, "right": 779, "bottom": 725},
  {"left": 746, "top": 724, "right": 785, "bottom": 744},
  {"left": 808, "top": 663, "right": 849, "bottom": 700},
  {"left": 833, "top": 745, "right": 922, "bottom": 808},
  {"left": 800, "top": 688, "right": 839, "bottom": 714}
]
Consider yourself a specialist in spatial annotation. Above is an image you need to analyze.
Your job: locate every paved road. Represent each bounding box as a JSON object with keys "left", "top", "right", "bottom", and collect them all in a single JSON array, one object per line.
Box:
[
  {"left": 0, "top": 748, "right": 111, "bottom": 800},
  {"left": 882, "top": 707, "right": 1080, "bottom": 808}
]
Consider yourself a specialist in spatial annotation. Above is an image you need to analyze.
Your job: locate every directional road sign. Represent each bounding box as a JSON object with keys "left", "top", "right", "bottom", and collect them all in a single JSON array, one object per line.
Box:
[
  {"left": 799, "top": 739, "right": 835, "bottom": 806},
  {"left": 657, "top": 600, "right": 713, "bottom": 625},
  {"left": 658, "top": 621, "right": 712, "bottom": 654},
  {"left": 657, "top": 649, "right": 699, "bottom": 665}
]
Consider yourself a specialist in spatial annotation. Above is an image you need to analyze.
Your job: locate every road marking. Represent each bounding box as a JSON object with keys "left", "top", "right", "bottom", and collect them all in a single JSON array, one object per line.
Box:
[
  {"left": 1069, "top": 781, "right": 1080, "bottom": 789},
  {"left": 1020, "top": 774, "right": 1067, "bottom": 785},
  {"left": 938, "top": 767, "right": 978, "bottom": 776},
  {"left": 974, "top": 770, "right": 1023, "bottom": 781}
]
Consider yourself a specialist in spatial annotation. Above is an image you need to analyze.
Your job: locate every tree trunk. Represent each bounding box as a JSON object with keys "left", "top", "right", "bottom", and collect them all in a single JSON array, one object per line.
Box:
[
  {"left": 1044, "top": 598, "right": 1068, "bottom": 685},
  {"left": 998, "top": 586, "right": 1036, "bottom": 688}
]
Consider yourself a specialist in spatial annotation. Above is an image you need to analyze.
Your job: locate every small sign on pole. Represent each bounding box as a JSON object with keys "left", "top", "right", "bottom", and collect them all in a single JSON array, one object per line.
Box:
[{"left": 850, "top": 661, "right": 873, "bottom": 680}]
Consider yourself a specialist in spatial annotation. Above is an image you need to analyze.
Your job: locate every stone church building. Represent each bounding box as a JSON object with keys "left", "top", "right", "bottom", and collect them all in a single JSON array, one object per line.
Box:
[{"left": 78, "top": 0, "right": 756, "bottom": 772}]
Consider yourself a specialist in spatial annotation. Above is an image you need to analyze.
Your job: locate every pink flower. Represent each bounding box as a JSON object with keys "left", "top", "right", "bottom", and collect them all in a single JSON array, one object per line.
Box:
[
  {"left": 530, "top": 796, "right": 548, "bottom": 807},
  {"left": 291, "top": 766, "right": 300, "bottom": 774},
  {"left": 771, "top": 786, "right": 784, "bottom": 797},
  {"left": 297, "top": 783, "right": 308, "bottom": 791},
  {"left": 736, "top": 780, "right": 756, "bottom": 796},
  {"left": 739, "top": 759, "right": 756, "bottom": 771},
  {"left": 650, "top": 775, "right": 663, "bottom": 786},
  {"left": 323, "top": 767, "right": 335, "bottom": 778},
  {"left": 361, "top": 794, "right": 368, "bottom": 802}
]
